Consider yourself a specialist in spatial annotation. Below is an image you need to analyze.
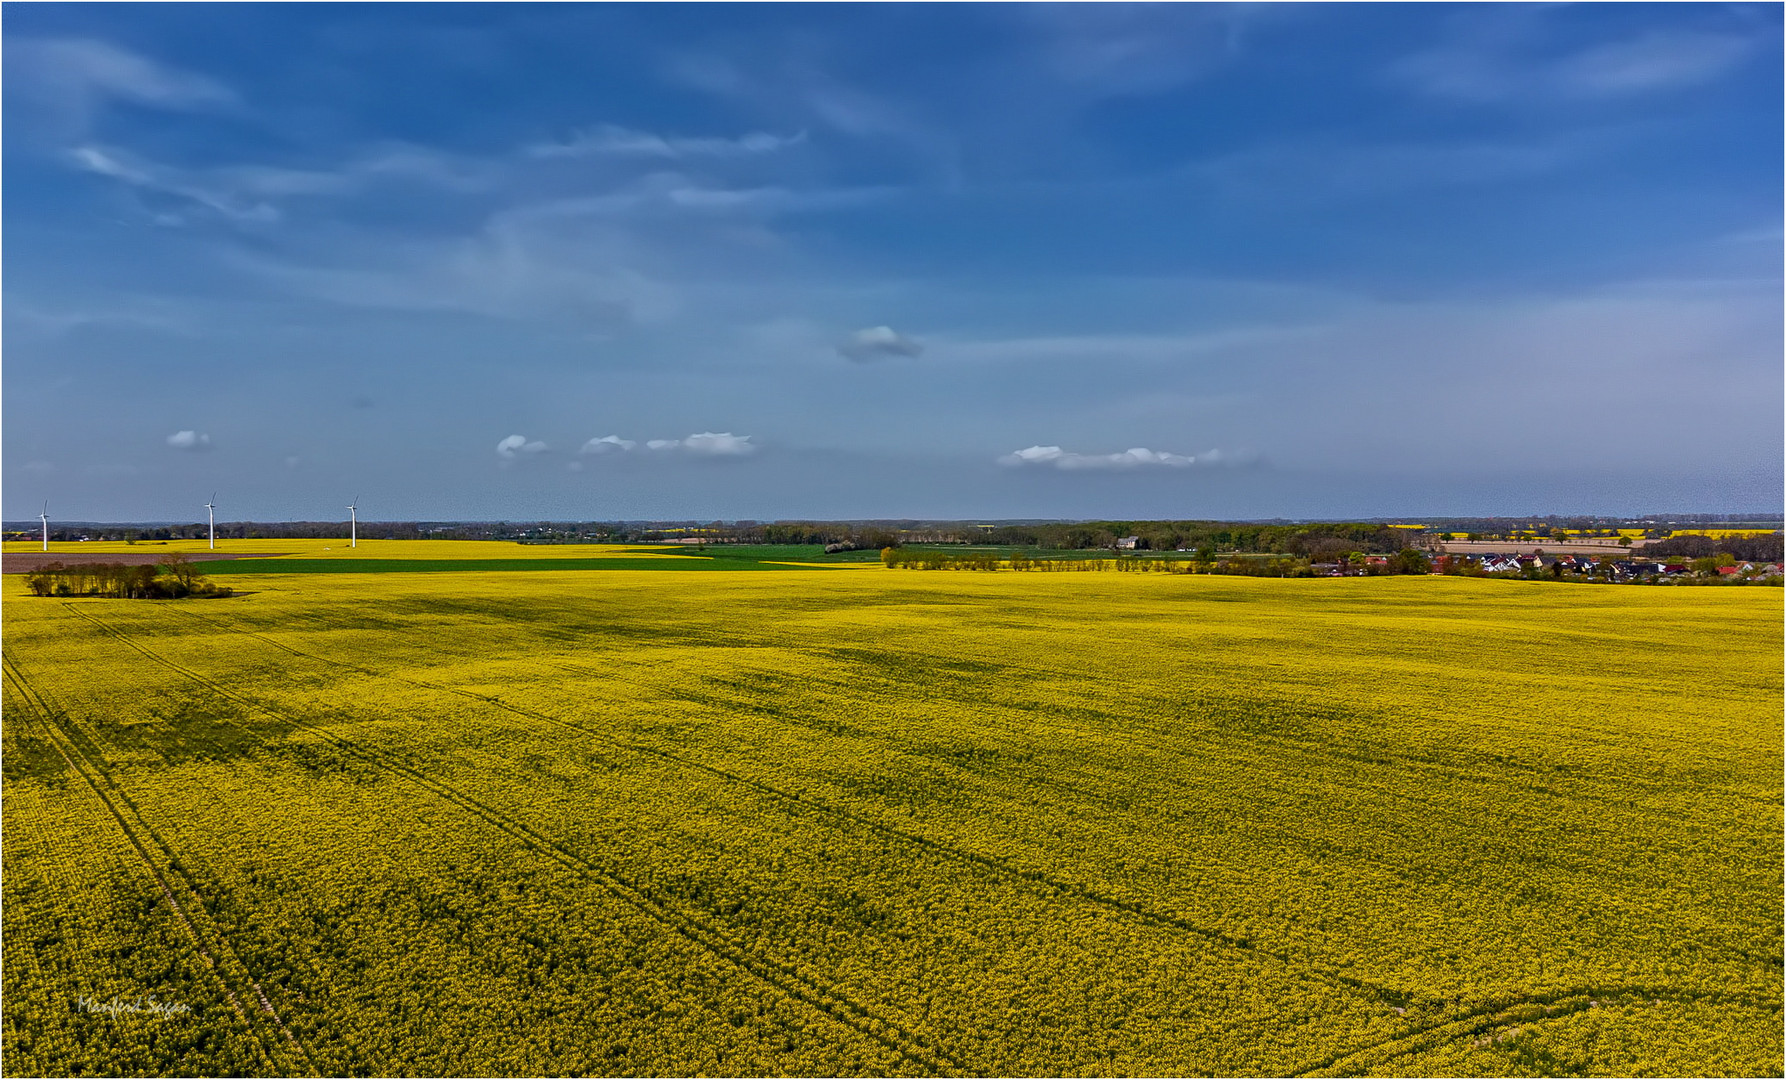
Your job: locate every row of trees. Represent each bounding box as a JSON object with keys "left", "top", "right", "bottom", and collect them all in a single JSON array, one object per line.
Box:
[
  {"left": 878, "top": 548, "right": 1439, "bottom": 577},
  {"left": 22, "top": 556, "right": 231, "bottom": 599},
  {"left": 970, "top": 521, "right": 1418, "bottom": 555}
]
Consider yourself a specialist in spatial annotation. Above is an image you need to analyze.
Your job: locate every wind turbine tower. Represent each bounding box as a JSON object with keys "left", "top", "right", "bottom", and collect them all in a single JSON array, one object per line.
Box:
[
  {"left": 347, "top": 496, "right": 358, "bottom": 549},
  {"left": 205, "top": 493, "right": 217, "bottom": 550},
  {"left": 40, "top": 502, "right": 48, "bottom": 551}
]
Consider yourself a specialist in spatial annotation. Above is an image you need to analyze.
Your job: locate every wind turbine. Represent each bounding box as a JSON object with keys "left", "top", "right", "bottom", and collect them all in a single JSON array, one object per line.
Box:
[
  {"left": 347, "top": 496, "right": 358, "bottom": 549},
  {"left": 205, "top": 493, "right": 216, "bottom": 550},
  {"left": 40, "top": 502, "right": 48, "bottom": 552}
]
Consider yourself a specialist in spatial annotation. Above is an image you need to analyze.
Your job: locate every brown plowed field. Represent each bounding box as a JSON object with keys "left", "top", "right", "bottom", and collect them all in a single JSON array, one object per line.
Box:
[{"left": 1, "top": 552, "right": 289, "bottom": 574}]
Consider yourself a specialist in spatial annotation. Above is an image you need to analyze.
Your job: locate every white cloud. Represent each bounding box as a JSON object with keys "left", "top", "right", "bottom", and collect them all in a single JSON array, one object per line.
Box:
[
  {"left": 495, "top": 434, "right": 548, "bottom": 460},
  {"left": 998, "top": 445, "right": 1235, "bottom": 470},
  {"left": 528, "top": 124, "right": 807, "bottom": 159},
  {"left": 645, "top": 432, "right": 757, "bottom": 456},
  {"left": 166, "top": 430, "right": 212, "bottom": 451},
  {"left": 683, "top": 432, "right": 755, "bottom": 456},
  {"left": 839, "top": 325, "right": 924, "bottom": 361},
  {"left": 580, "top": 435, "right": 637, "bottom": 454}
]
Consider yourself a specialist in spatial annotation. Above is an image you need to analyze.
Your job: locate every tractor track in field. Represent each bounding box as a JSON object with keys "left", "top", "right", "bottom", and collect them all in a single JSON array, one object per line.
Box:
[
  {"left": 1287, "top": 984, "right": 1769, "bottom": 1076},
  {"left": 196, "top": 599, "right": 1778, "bottom": 812},
  {"left": 230, "top": 599, "right": 1776, "bottom": 817},
  {"left": 159, "top": 605, "right": 1419, "bottom": 1012},
  {"left": 2, "top": 654, "right": 315, "bottom": 1077},
  {"left": 58, "top": 603, "right": 962, "bottom": 1077}
]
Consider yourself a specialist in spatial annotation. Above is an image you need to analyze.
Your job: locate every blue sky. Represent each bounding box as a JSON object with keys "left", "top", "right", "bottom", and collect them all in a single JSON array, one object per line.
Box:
[{"left": 5, "top": 3, "right": 1781, "bottom": 522}]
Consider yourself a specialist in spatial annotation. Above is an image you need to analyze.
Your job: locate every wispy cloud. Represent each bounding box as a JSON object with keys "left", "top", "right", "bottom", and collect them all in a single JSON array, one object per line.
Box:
[
  {"left": 528, "top": 124, "right": 807, "bottom": 160},
  {"left": 950, "top": 325, "right": 1328, "bottom": 365},
  {"left": 662, "top": 49, "right": 961, "bottom": 184},
  {"left": 1722, "top": 222, "right": 1785, "bottom": 246},
  {"left": 1019, "top": 5, "right": 1292, "bottom": 98},
  {"left": 231, "top": 226, "right": 665, "bottom": 329},
  {"left": 1392, "top": 27, "right": 1761, "bottom": 103},
  {"left": 1189, "top": 134, "right": 1595, "bottom": 204},
  {"left": 485, "top": 174, "right": 891, "bottom": 225},
  {"left": 66, "top": 140, "right": 509, "bottom": 227},
  {"left": 222, "top": 165, "right": 890, "bottom": 327},
  {"left": 71, "top": 145, "right": 284, "bottom": 222},
  {"left": 8, "top": 37, "right": 236, "bottom": 130},
  {"left": 5, "top": 295, "right": 200, "bottom": 337},
  {"left": 839, "top": 325, "right": 924, "bottom": 362},
  {"left": 998, "top": 445, "right": 1239, "bottom": 470}
]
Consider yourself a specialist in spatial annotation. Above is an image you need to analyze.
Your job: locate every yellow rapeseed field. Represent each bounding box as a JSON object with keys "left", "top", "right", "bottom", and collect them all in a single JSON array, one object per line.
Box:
[
  {"left": 1662, "top": 529, "right": 1782, "bottom": 540},
  {"left": 3, "top": 560, "right": 1780, "bottom": 1075}
]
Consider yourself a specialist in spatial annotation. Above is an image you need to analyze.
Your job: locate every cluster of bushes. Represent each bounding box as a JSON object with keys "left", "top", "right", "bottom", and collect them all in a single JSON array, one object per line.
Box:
[
  {"left": 22, "top": 556, "right": 232, "bottom": 599},
  {"left": 1213, "top": 557, "right": 1315, "bottom": 577},
  {"left": 880, "top": 547, "right": 1003, "bottom": 571}
]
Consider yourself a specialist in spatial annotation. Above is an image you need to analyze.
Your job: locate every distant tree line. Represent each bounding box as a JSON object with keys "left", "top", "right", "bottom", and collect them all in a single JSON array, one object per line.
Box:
[
  {"left": 1641, "top": 533, "right": 1783, "bottom": 562},
  {"left": 970, "top": 521, "right": 1417, "bottom": 556},
  {"left": 879, "top": 546, "right": 1435, "bottom": 577}
]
